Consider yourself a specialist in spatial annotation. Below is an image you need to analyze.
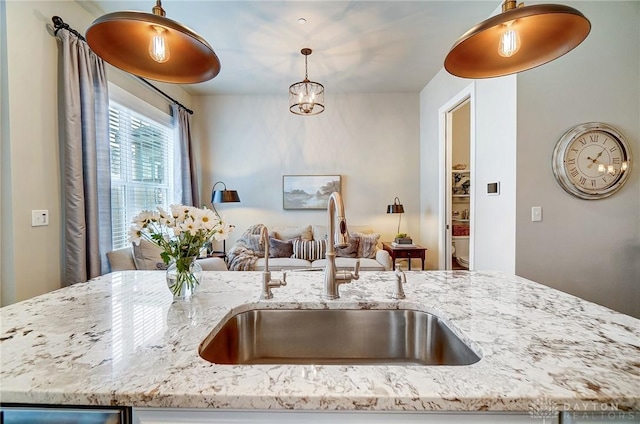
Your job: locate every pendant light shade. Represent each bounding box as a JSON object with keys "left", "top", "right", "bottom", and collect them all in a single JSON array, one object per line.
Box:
[
  {"left": 444, "top": 1, "right": 590, "bottom": 79},
  {"left": 86, "top": 1, "right": 220, "bottom": 84},
  {"left": 289, "top": 48, "right": 325, "bottom": 116}
]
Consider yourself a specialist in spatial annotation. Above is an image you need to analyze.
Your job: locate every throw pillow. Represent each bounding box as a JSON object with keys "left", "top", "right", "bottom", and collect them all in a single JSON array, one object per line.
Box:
[
  {"left": 292, "top": 239, "right": 327, "bottom": 261},
  {"left": 335, "top": 237, "right": 359, "bottom": 258},
  {"left": 272, "top": 225, "right": 313, "bottom": 242},
  {"left": 269, "top": 237, "right": 294, "bottom": 258},
  {"left": 352, "top": 232, "right": 380, "bottom": 259},
  {"left": 132, "top": 239, "right": 166, "bottom": 270}
]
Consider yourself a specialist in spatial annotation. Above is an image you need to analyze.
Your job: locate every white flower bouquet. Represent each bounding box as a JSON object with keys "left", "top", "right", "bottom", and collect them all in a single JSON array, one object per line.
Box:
[{"left": 129, "top": 205, "right": 234, "bottom": 297}]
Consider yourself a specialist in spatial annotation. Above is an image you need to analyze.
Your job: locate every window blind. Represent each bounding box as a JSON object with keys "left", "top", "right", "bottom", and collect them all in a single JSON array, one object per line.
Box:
[{"left": 108, "top": 89, "right": 175, "bottom": 250}]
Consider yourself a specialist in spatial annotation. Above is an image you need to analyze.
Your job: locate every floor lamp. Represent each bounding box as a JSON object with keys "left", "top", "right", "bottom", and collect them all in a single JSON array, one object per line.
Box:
[{"left": 211, "top": 181, "right": 240, "bottom": 255}]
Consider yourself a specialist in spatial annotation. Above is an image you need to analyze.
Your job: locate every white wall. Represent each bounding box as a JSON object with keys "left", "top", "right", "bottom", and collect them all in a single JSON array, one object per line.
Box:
[
  {"left": 474, "top": 77, "right": 517, "bottom": 272},
  {"left": 419, "top": 71, "right": 468, "bottom": 270},
  {"left": 0, "top": 0, "right": 8, "bottom": 306},
  {"left": 515, "top": 1, "right": 640, "bottom": 317},
  {"left": 420, "top": 70, "right": 517, "bottom": 272},
  {"left": 193, "top": 93, "right": 420, "bottom": 248},
  {"left": 1, "top": 1, "right": 193, "bottom": 305}
]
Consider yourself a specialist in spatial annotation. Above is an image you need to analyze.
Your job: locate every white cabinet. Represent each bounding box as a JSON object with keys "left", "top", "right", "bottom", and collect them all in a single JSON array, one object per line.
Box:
[{"left": 133, "top": 408, "right": 550, "bottom": 424}]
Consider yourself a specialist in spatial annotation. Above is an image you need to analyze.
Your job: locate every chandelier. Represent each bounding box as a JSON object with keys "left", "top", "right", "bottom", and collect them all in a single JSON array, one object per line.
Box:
[{"left": 289, "top": 48, "right": 325, "bottom": 116}]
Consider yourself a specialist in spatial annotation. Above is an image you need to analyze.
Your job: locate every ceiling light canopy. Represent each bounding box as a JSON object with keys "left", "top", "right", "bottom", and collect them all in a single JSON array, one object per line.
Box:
[
  {"left": 289, "top": 48, "right": 325, "bottom": 116},
  {"left": 86, "top": 0, "right": 221, "bottom": 84},
  {"left": 444, "top": 0, "right": 590, "bottom": 79}
]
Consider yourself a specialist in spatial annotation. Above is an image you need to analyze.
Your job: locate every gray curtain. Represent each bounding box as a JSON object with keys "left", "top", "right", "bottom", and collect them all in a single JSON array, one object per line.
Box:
[
  {"left": 56, "top": 29, "right": 112, "bottom": 284},
  {"left": 173, "top": 104, "right": 200, "bottom": 207}
]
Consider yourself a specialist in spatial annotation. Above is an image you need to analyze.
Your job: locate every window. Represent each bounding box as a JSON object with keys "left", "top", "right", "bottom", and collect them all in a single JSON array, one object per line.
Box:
[{"left": 108, "top": 85, "right": 176, "bottom": 250}]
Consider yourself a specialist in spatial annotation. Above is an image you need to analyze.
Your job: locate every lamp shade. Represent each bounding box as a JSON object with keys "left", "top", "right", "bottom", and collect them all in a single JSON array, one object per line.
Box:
[
  {"left": 387, "top": 197, "right": 405, "bottom": 214},
  {"left": 444, "top": 1, "right": 590, "bottom": 79},
  {"left": 211, "top": 190, "right": 240, "bottom": 204},
  {"left": 211, "top": 181, "right": 240, "bottom": 204},
  {"left": 86, "top": 2, "right": 220, "bottom": 83}
]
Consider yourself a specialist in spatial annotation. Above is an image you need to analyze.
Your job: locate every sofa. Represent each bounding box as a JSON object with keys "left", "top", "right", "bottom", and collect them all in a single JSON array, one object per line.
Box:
[
  {"left": 106, "top": 240, "right": 228, "bottom": 272},
  {"left": 227, "top": 224, "right": 392, "bottom": 271}
]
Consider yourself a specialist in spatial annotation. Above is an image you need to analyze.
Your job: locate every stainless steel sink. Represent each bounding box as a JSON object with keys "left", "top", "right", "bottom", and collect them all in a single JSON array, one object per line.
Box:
[{"left": 199, "top": 309, "right": 480, "bottom": 366}]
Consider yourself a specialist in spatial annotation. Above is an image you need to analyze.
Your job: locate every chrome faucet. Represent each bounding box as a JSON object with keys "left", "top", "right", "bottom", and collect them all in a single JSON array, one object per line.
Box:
[
  {"left": 259, "top": 225, "right": 287, "bottom": 299},
  {"left": 392, "top": 265, "right": 406, "bottom": 300},
  {"left": 324, "top": 192, "right": 360, "bottom": 300}
]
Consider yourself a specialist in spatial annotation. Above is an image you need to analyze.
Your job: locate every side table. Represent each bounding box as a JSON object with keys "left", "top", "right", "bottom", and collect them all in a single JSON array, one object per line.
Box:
[
  {"left": 207, "top": 251, "right": 226, "bottom": 261},
  {"left": 381, "top": 242, "right": 427, "bottom": 271}
]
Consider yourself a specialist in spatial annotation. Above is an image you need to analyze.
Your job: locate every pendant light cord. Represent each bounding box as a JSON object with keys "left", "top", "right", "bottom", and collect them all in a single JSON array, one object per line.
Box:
[{"left": 52, "top": 16, "right": 194, "bottom": 115}]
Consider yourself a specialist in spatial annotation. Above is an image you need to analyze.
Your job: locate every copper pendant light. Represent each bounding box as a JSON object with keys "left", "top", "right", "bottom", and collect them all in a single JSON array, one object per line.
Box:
[
  {"left": 444, "top": 0, "right": 590, "bottom": 79},
  {"left": 86, "top": 0, "right": 220, "bottom": 84}
]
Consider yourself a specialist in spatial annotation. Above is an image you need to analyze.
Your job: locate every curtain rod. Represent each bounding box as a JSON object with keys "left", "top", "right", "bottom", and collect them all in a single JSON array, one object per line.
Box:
[{"left": 52, "top": 16, "right": 194, "bottom": 115}]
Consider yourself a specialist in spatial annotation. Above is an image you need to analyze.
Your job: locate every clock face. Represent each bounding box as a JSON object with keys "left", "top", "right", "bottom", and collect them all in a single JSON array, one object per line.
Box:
[{"left": 552, "top": 123, "right": 632, "bottom": 200}]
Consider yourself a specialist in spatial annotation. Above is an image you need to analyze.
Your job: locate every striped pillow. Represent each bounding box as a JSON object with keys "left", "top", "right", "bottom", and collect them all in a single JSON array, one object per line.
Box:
[{"left": 292, "top": 239, "right": 327, "bottom": 261}]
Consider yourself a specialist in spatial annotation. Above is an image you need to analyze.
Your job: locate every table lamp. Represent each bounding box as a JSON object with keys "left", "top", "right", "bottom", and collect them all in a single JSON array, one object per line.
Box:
[{"left": 387, "top": 197, "right": 412, "bottom": 244}]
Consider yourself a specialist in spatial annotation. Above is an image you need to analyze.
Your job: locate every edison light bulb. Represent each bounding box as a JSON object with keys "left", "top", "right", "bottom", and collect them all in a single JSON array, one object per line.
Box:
[
  {"left": 498, "top": 24, "right": 521, "bottom": 58},
  {"left": 149, "top": 26, "right": 170, "bottom": 63}
]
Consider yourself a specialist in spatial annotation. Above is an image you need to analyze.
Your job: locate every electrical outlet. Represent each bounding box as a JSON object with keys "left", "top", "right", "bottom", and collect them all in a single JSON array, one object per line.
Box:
[
  {"left": 31, "top": 210, "right": 49, "bottom": 227},
  {"left": 531, "top": 206, "right": 542, "bottom": 222}
]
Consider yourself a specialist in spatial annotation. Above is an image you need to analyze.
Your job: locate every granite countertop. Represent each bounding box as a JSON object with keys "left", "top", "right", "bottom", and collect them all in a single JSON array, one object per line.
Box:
[{"left": 1, "top": 270, "right": 639, "bottom": 412}]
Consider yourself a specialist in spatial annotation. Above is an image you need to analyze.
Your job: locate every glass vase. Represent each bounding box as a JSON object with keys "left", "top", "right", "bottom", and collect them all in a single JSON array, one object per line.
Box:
[{"left": 166, "top": 256, "right": 202, "bottom": 301}]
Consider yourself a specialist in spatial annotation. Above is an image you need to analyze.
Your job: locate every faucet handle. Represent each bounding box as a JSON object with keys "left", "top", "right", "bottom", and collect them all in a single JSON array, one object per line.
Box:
[
  {"left": 353, "top": 259, "right": 360, "bottom": 279},
  {"left": 281, "top": 271, "right": 288, "bottom": 285}
]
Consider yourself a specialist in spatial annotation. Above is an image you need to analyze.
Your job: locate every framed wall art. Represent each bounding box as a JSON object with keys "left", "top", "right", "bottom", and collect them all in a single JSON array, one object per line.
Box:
[{"left": 282, "top": 175, "right": 341, "bottom": 210}]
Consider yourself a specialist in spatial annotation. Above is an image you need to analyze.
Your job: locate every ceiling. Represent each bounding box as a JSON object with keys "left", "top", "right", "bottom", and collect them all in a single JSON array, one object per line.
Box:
[{"left": 81, "top": 1, "right": 501, "bottom": 96}]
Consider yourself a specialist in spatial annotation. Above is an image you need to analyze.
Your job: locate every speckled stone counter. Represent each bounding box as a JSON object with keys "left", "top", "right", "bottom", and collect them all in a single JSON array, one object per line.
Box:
[{"left": 1, "top": 270, "right": 639, "bottom": 412}]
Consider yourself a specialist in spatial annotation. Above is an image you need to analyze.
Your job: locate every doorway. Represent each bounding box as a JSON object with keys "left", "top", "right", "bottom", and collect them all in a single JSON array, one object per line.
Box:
[{"left": 439, "top": 84, "right": 475, "bottom": 270}]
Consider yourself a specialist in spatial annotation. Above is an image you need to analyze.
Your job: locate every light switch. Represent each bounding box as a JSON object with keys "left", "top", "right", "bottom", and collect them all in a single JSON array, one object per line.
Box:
[
  {"left": 531, "top": 206, "right": 542, "bottom": 222},
  {"left": 31, "top": 210, "right": 49, "bottom": 227}
]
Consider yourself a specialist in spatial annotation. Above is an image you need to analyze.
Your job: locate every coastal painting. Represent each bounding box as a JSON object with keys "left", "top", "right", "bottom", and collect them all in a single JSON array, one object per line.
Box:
[{"left": 283, "top": 175, "right": 341, "bottom": 210}]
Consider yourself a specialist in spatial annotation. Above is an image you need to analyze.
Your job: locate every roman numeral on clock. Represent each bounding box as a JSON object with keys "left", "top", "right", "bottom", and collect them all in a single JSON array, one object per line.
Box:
[
  {"left": 590, "top": 134, "right": 599, "bottom": 143},
  {"left": 570, "top": 168, "right": 579, "bottom": 178}
]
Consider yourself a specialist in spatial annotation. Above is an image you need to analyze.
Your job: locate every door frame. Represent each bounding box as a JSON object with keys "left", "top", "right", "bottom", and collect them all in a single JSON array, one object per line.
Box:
[{"left": 438, "top": 83, "right": 476, "bottom": 270}]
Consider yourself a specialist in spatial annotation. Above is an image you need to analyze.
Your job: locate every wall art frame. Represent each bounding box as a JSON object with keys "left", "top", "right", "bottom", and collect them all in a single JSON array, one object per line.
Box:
[{"left": 282, "top": 175, "right": 341, "bottom": 210}]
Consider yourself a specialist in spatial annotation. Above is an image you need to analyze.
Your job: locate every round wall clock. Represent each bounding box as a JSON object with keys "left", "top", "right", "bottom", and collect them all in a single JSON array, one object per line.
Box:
[{"left": 552, "top": 122, "right": 633, "bottom": 200}]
